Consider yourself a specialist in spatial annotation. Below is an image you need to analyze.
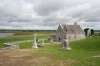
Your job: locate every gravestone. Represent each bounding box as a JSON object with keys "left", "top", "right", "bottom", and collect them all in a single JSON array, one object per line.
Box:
[
  {"left": 32, "top": 33, "right": 38, "bottom": 48},
  {"left": 17, "top": 43, "right": 20, "bottom": 49},
  {"left": 50, "top": 39, "right": 54, "bottom": 46},
  {"left": 61, "top": 39, "right": 71, "bottom": 50}
]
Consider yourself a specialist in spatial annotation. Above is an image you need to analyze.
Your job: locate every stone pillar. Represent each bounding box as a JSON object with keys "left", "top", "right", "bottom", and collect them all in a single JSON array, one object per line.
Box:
[
  {"left": 66, "top": 40, "right": 71, "bottom": 50},
  {"left": 32, "top": 33, "right": 38, "bottom": 48},
  {"left": 61, "top": 39, "right": 71, "bottom": 50},
  {"left": 50, "top": 39, "right": 54, "bottom": 46},
  {"left": 17, "top": 43, "right": 20, "bottom": 49}
]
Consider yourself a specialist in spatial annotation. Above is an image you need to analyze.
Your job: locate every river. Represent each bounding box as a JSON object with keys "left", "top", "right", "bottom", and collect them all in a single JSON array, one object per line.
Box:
[{"left": 0, "top": 33, "right": 14, "bottom": 38}]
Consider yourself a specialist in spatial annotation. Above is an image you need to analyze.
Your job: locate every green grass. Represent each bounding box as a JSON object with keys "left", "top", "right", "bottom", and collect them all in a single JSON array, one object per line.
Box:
[
  {"left": 19, "top": 36, "right": 100, "bottom": 66},
  {"left": 71, "top": 37, "right": 100, "bottom": 51},
  {"left": 20, "top": 42, "right": 33, "bottom": 49},
  {"left": 0, "top": 34, "right": 50, "bottom": 48},
  {"left": 0, "top": 34, "right": 100, "bottom": 66}
]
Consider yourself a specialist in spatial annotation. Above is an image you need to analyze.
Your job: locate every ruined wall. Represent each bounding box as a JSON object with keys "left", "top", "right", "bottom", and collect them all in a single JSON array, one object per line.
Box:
[
  {"left": 55, "top": 24, "right": 86, "bottom": 42},
  {"left": 56, "top": 26, "right": 66, "bottom": 42},
  {"left": 66, "top": 34, "right": 85, "bottom": 41},
  {"left": 51, "top": 35, "right": 56, "bottom": 41}
]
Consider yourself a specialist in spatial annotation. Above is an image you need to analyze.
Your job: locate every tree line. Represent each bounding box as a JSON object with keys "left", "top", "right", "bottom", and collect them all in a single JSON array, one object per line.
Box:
[{"left": 84, "top": 28, "right": 94, "bottom": 36}]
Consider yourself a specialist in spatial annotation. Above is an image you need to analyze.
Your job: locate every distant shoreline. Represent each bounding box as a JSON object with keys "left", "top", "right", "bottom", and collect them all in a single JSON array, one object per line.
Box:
[{"left": 0, "top": 33, "right": 14, "bottom": 38}]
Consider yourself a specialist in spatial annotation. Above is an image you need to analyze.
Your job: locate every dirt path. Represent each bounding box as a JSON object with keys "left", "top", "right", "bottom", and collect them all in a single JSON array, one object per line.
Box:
[{"left": 0, "top": 49, "right": 74, "bottom": 66}]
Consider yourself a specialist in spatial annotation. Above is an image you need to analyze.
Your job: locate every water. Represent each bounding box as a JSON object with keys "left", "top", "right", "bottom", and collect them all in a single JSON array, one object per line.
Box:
[{"left": 0, "top": 33, "right": 14, "bottom": 38}]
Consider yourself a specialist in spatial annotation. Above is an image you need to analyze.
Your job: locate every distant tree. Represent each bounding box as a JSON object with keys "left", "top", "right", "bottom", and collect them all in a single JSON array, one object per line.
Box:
[
  {"left": 91, "top": 29, "right": 94, "bottom": 36},
  {"left": 84, "top": 28, "right": 89, "bottom": 36}
]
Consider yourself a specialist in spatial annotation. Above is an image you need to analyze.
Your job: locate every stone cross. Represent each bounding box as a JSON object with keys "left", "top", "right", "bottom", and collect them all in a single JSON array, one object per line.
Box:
[
  {"left": 50, "top": 39, "right": 54, "bottom": 46},
  {"left": 32, "top": 33, "right": 38, "bottom": 48},
  {"left": 61, "top": 39, "right": 71, "bottom": 50}
]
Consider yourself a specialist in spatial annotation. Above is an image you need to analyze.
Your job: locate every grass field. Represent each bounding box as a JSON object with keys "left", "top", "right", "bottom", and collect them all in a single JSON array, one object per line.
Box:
[{"left": 0, "top": 34, "right": 100, "bottom": 66}]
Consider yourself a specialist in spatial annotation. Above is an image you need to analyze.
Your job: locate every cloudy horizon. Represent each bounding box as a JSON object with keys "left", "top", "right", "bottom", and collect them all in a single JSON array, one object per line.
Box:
[{"left": 0, "top": 0, "right": 100, "bottom": 30}]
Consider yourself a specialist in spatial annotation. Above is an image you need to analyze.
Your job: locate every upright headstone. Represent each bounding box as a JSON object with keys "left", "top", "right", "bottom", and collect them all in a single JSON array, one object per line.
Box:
[
  {"left": 66, "top": 40, "right": 71, "bottom": 50},
  {"left": 32, "top": 33, "right": 38, "bottom": 48},
  {"left": 17, "top": 43, "right": 20, "bottom": 49},
  {"left": 61, "top": 39, "right": 71, "bottom": 50},
  {"left": 50, "top": 39, "right": 54, "bottom": 46},
  {"left": 61, "top": 39, "right": 66, "bottom": 49}
]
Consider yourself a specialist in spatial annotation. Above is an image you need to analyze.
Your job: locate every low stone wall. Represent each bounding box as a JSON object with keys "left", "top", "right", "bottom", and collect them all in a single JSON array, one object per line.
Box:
[
  {"left": 51, "top": 35, "right": 56, "bottom": 41},
  {"left": 2, "top": 40, "right": 33, "bottom": 50},
  {"left": 94, "top": 33, "right": 100, "bottom": 36}
]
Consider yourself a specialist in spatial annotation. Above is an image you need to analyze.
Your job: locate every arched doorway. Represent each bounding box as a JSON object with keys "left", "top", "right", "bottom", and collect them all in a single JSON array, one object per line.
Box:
[{"left": 59, "top": 37, "right": 60, "bottom": 41}]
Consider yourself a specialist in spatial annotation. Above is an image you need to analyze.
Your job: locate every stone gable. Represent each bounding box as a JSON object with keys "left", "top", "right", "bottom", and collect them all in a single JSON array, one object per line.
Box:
[{"left": 55, "top": 23, "right": 85, "bottom": 41}]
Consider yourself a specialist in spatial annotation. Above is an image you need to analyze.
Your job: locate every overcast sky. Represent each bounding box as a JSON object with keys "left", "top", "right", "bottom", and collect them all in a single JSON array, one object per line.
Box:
[{"left": 0, "top": 0, "right": 100, "bottom": 30}]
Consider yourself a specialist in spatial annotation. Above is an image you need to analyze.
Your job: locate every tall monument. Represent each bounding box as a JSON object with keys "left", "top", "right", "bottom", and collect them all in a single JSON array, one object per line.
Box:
[{"left": 32, "top": 33, "right": 38, "bottom": 48}]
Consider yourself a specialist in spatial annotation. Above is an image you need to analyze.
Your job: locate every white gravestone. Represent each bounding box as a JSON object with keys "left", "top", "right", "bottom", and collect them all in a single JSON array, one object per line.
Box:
[
  {"left": 61, "top": 39, "right": 71, "bottom": 50},
  {"left": 32, "top": 33, "right": 38, "bottom": 48},
  {"left": 50, "top": 39, "right": 54, "bottom": 46}
]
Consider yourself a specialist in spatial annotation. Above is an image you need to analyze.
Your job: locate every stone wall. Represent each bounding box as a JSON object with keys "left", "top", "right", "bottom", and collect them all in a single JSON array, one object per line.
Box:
[
  {"left": 94, "top": 33, "right": 100, "bottom": 36},
  {"left": 56, "top": 33, "right": 85, "bottom": 42},
  {"left": 52, "top": 24, "right": 86, "bottom": 42},
  {"left": 66, "top": 34, "right": 85, "bottom": 41},
  {"left": 56, "top": 30, "right": 65, "bottom": 42},
  {"left": 51, "top": 35, "right": 56, "bottom": 41}
]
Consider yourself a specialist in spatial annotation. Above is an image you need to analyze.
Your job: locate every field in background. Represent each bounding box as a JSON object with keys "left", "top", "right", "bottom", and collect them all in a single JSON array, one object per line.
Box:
[
  {"left": 0, "top": 30, "right": 56, "bottom": 35},
  {"left": 0, "top": 31, "right": 100, "bottom": 66}
]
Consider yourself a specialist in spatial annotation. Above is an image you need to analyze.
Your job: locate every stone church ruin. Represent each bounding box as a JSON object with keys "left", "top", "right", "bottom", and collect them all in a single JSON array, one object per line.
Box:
[{"left": 51, "top": 22, "right": 85, "bottom": 41}]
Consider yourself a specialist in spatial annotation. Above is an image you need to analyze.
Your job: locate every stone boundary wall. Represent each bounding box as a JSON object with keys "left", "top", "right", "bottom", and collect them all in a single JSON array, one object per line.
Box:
[{"left": 1, "top": 40, "right": 33, "bottom": 50}]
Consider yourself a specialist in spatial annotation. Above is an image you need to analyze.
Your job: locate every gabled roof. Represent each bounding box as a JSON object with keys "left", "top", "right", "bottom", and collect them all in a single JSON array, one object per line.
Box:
[{"left": 59, "top": 24, "right": 85, "bottom": 34}]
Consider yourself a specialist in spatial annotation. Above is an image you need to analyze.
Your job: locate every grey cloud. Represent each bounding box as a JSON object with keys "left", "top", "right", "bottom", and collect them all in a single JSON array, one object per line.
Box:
[
  {"left": 34, "top": 0, "right": 87, "bottom": 16},
  {"left": 82, "top": 9, "right": 100, "bottom": 22},
  {"left": 34, "top": 0, "right": 67, "bottom": 16},
  {"left": 0, "top": 0, "right": 36, "bottom": 22},
  {"left": 0, "top": 0, "right": 100, "bottom": 30}
]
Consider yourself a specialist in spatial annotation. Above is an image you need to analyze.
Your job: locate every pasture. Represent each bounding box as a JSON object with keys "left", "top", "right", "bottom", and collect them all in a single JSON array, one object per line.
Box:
[{"left": 0, "top": 33, "right": 100, "bottom": 66}]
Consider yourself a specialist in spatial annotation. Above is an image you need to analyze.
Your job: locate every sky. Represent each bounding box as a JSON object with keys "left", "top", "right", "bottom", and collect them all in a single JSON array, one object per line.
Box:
[{"left": 0, "top": 0, "right": 100, "bottom": 30}]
